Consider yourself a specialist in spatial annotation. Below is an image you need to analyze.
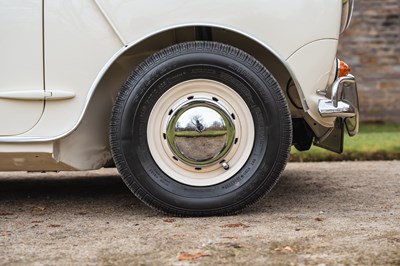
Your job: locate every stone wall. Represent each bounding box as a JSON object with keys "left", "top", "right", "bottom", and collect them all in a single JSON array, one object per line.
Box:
[{"left": 338, "top": 0, "right": 400, "bottom": 123}]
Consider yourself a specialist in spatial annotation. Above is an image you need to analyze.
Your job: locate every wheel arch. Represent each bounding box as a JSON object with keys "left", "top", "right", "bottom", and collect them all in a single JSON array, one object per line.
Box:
[{"left": 60, "top": 25, "right": 302, "bottom": 170}]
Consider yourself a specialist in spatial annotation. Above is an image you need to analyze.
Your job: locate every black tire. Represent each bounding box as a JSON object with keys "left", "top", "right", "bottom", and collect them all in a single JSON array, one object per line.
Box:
[{"left": 110, "top": 41, "right": 292, "bottom": 216}]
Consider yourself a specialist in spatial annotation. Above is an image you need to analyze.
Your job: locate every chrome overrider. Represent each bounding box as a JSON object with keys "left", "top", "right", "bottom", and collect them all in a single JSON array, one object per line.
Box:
[{"left": 318, "top": 74, "right": 359, "bottom": 136}]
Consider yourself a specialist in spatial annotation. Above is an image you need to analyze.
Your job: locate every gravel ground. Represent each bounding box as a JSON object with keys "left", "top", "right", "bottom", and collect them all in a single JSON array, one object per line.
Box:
[{"left": 0, "top": 161, "right": 399, "bottom": 265}]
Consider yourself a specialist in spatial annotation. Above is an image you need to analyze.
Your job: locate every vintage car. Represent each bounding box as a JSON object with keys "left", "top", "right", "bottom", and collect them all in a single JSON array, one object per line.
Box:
[{"left": 0, "top": 0, "right": 358, "bottom": 216}]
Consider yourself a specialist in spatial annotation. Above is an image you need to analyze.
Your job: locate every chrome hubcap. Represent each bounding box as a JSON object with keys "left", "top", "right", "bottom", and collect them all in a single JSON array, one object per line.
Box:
[{"left": 166, "top": 99, "right": 235, "bottom": 168}]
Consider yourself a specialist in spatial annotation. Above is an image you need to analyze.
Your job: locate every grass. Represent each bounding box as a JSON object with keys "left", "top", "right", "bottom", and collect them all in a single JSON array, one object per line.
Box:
[{"left": 290, "top": 124, "right": 400, "bottom": 162}]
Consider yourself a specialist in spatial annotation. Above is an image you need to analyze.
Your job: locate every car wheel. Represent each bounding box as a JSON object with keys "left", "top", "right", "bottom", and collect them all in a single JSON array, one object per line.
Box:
[{"left": 110, "top": 41, "right": 292, "bottom": 216}]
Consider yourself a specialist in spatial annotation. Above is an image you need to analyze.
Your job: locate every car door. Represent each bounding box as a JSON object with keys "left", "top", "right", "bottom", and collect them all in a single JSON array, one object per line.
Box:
[{"left": 0, "top": 0, "right": 44, "bottom": 136}]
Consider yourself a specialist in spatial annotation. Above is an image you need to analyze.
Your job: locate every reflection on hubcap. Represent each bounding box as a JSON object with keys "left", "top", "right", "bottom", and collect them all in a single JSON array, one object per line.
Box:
[{"left": 166, "top": 99, "right": 235, "bottom": 168}]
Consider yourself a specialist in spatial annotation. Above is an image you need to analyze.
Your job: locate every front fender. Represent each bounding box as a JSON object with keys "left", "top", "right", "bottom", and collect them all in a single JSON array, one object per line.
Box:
[{"left": 287, "top": 39, "right": 339, "bottom": 128}]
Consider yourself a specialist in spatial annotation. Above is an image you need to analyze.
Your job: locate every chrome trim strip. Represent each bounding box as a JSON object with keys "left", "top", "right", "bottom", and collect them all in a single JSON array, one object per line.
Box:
[
  {"left": 340, "top": 0, "right": 354, "bottom": 33},
  {"left": 0, "top": 23, "right": 308, "bottom": 143},
  {"left": 346, "top": 0, "right": 355, "bottom": 31},
  {"left": 335, "top": 58, "right": 340, "bottom": 82}
]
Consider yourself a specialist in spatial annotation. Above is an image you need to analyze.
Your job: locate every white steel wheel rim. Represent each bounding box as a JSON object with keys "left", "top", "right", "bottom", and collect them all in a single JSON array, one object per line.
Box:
[{"left": 147, "top": 79, "right": 254, "bottom": 186}]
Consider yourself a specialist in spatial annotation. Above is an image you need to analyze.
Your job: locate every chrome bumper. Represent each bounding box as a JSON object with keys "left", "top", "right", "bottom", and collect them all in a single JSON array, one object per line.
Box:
[{"left": 318, "top": 74, "right": 359, "bottom": 136}]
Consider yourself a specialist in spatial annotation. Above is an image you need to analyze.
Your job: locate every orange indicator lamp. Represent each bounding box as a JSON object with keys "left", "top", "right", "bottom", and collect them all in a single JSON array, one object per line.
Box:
[{"left": 339, "top": 60, "right": 351, "bottom": 77}]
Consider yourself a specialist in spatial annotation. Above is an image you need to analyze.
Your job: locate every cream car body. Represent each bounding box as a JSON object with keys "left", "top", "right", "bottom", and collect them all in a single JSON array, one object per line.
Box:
[{"left": 0, "top": 0, "right": 358, "bottom": 215}]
